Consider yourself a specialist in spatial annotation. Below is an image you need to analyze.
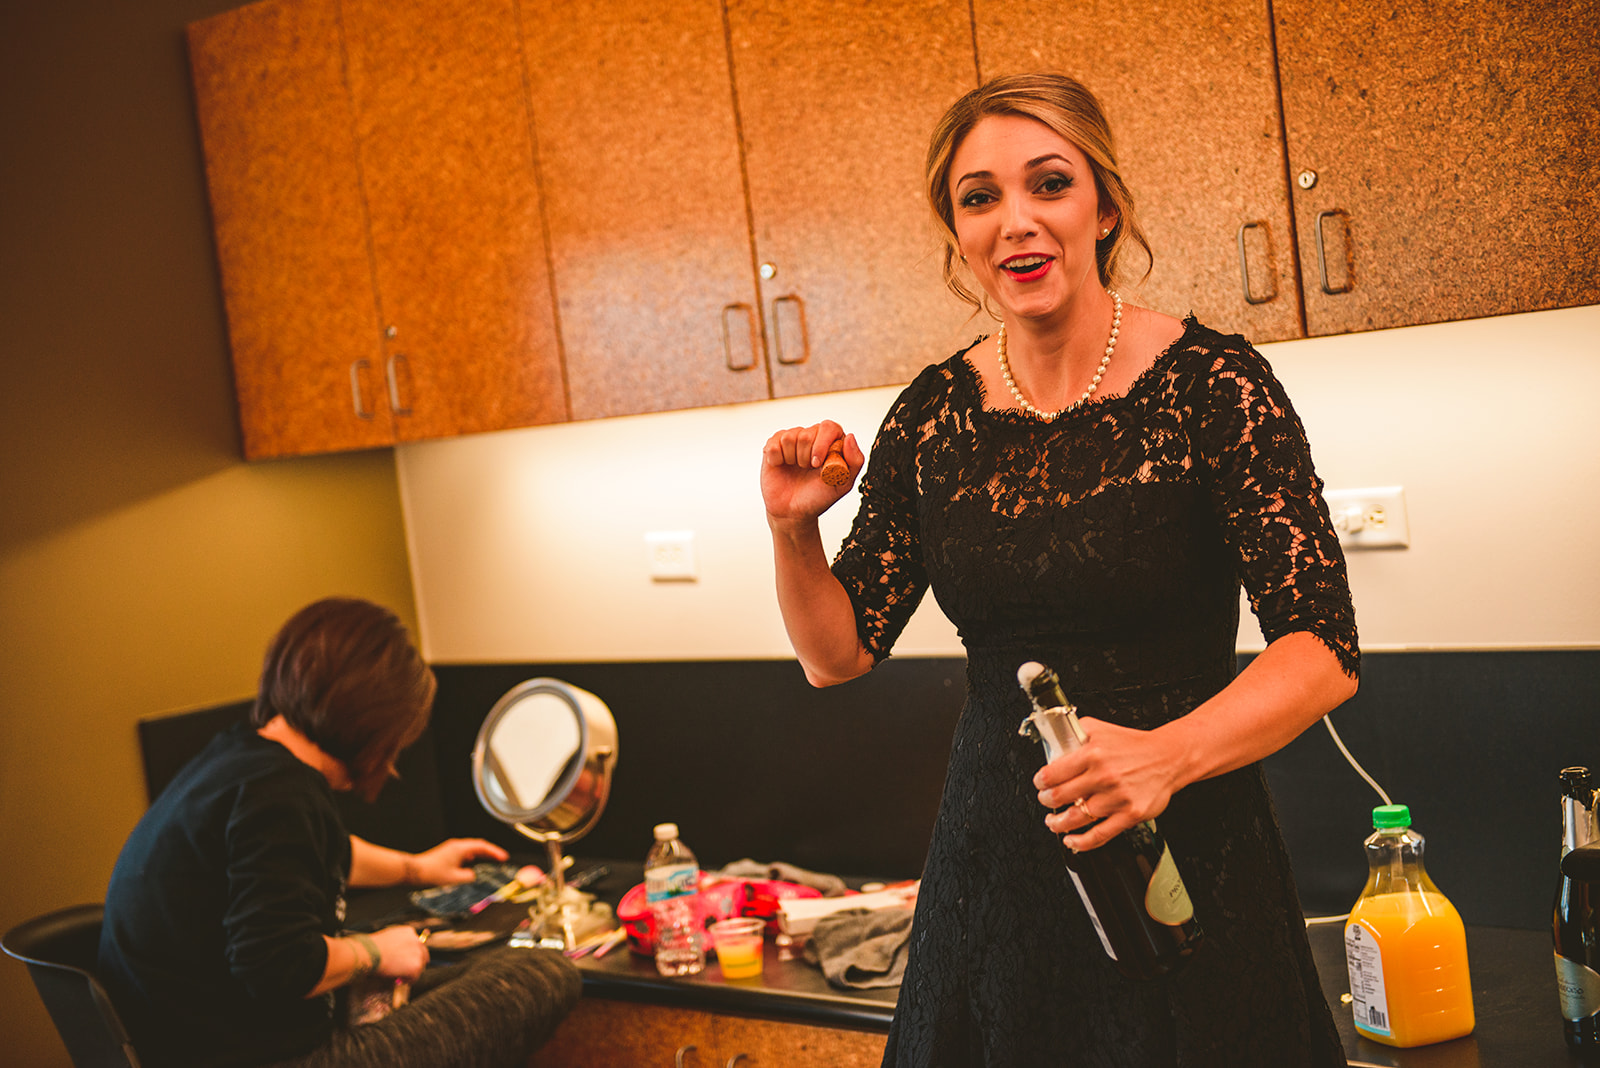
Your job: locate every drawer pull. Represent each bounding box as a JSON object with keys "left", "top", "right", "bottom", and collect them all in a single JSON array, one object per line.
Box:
[
  {"left": 1235, "top": 221, "right": 1277, "bottom": 305},
  {"left": 674, "top": 1044, "right": 698, "bottom": 1067},
  {"left": 350, "top": 359, "right": 374, "bottom": 419},
  {"left": 1315, "top": 209, "right": 1354, "bottom": 295},
  {"left": 722, "top": 303, "right": 758, "bottom": 371},
  {"left": 385, "top": 353, "right": 413, "bottom": 416},
  {"left": 771, "top": 295, "right": 808, "bottom": 366}
]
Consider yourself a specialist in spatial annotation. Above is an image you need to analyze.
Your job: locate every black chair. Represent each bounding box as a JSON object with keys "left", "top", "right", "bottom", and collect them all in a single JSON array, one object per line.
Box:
[{"left": 2, "top": 904, "right": 141, "bottom": 1068}]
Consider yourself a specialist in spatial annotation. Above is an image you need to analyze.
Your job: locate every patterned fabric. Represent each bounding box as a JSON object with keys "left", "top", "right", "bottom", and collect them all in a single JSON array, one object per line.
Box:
[
  {"left": 268, "top": 948, "right": 580, "bottom": 1068},
  {"left": 832, "top": 318, "right": 1356, "bottom": 1066}
]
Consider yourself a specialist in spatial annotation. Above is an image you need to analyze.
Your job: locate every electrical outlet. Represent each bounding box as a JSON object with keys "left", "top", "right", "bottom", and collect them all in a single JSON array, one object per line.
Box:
[
  {"left": 1323, "top": 487, "right": 1409, "bottom": 550},
  {"left": 645, "top": 530, "right": 697, "bottom": 581}
]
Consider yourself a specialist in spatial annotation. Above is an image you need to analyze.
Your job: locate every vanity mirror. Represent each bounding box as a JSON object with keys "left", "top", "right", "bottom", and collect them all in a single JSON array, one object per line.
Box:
[{"left": 472, "top": 678, "right": 618, "bottom": 949}]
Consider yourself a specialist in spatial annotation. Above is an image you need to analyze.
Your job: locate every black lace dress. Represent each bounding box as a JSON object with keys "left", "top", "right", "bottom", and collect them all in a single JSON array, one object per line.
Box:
[{"left": 831, "top": 318, "right": 1358, "bottom": 1067}]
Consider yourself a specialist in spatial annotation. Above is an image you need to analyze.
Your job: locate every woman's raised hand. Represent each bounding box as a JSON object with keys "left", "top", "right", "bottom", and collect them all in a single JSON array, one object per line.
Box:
[{"left": 761, "top": 420, "right": 864, "bottom": 523}]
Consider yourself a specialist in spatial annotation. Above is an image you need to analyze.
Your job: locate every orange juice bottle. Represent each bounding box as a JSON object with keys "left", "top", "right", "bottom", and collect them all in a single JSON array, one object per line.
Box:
[{"left": 1344, "top": 804, "right": 1475, "bottom": 1047}]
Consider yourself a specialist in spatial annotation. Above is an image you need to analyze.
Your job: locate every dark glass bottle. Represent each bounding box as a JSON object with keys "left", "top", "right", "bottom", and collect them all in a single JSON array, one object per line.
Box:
[
  {"left": 1554, "top": 766, "right": 1600, "bottom": 1053},
  {"left": 1016, "top": 661, "right": 1203, "bottom": 980}
]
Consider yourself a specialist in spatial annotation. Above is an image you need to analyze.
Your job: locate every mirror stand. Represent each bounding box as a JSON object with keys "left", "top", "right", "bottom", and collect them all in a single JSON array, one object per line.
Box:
[{"left": 518, "top": 828, "right": 581, "bottom": 950}]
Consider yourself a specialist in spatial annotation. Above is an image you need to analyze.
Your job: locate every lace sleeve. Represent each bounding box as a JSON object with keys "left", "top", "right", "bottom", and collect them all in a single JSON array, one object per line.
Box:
[
  {"left": 1191, "top": 342, "right": 1360, "bottom": 678},
  {"left": 830, "top": 383, "right": 932, "bottom": 664}
]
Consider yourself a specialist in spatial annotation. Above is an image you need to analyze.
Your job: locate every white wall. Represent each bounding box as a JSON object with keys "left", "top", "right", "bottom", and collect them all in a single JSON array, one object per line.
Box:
[{"left": 397, "top": 304, "right": 1600, "bottom": 662}]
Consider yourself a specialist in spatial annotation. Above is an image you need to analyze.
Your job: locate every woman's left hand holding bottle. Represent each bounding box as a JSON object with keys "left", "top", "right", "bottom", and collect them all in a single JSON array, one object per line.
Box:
[{"left": 761, "top": 420, "right": 863, "bottom": 523}]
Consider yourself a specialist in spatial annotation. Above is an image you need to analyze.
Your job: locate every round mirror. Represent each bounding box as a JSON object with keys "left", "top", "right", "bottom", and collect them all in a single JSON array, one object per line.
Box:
[
  {"left": 472, "top": 678, "right": 618, "bottom": 843},
  {"left": 471, "top": 679, "right": 619, "bottom": 950}
]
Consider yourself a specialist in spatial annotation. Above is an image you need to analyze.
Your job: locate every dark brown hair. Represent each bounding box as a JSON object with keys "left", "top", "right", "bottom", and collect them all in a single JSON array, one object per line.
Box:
[
  {"left": 926, "top": 72, "right": 1153, "bottom": 309},
  {"left": 251, "top": 598, "right": 435, "bottom": 802}
]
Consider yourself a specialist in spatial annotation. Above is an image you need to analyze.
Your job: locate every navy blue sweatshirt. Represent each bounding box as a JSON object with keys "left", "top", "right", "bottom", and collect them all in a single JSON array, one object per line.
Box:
[{"left": 99, "top": 722, "right": 352, "bottom": 1067}]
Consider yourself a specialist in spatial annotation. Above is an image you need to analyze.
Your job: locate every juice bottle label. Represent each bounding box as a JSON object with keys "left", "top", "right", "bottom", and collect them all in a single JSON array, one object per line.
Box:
[
  {"left": 1556, "top": 951, "right": 1600, "bottom": 1021},
  {"left": 1066, "top": 868, "right": 1118, "bottom": 961},
  {"left": 1344, "top": 920, "right": 1392, "bottom": 1038},
  {"left": 1144, "top": 845, "right": 1194, "bottom": 925}
]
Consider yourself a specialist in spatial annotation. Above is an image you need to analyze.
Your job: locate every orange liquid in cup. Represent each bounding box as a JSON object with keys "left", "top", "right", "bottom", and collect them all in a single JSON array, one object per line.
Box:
[
  {"left": 1345, "top": 890, "right": 1474, "bottom": 1047},
  {"left": 716, "top": 936, "right": 763, "bottom": 979}
]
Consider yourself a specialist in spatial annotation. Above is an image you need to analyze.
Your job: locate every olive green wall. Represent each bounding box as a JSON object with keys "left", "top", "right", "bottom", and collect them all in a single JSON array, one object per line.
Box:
[{"left": 0, "top": 2, "right": 418, "bottom": 1064}]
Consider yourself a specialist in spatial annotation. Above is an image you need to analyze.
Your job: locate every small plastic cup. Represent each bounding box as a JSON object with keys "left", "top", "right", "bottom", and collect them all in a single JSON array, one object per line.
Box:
[{"left": 710, "top": 917, "right": 766, "bottom": 980}]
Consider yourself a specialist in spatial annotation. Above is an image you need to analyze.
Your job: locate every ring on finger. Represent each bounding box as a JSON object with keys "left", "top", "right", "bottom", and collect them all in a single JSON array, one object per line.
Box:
[{"left": 1073, "top": 796, "right": 1094, "bottom": 820}]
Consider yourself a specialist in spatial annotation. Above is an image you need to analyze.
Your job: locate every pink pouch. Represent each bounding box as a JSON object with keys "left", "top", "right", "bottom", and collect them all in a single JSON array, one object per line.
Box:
[{"left": 617, "top": 875, "right": 822, "bottom": 954}]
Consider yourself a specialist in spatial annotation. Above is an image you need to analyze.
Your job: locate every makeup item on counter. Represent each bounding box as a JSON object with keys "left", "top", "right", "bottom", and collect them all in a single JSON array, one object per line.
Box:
[
  {"left": 1344, "top": 804, "right": 1474, "bottom": 1047},
  {"left": 645, "top": 823, "right": 705, "bottom": 976},
  {"left": 467, "top": 864, "right": 546, "bottom": 915},
  {"left": 1555, "top": 767, "right": 1600, "bottom": 1052},
  {"left": 819, "top": 439, "right": 849, "bottom": 487},
  {"left": 1015, "top": 661, "right": 1202, "bottom": 981},
  {"left": 710, "top": 917, "right": 766, "bottom": 979}
]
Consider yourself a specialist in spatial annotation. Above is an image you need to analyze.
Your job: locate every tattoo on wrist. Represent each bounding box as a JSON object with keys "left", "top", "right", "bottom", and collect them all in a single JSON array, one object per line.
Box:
[{"left": 348, "top": 932, "right": 381, "bottom": 978}]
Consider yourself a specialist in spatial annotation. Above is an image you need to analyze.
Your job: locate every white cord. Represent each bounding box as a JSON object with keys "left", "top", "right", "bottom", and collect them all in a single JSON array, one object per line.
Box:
[
  {"left": 1322, "top": 713, "right": 1392, "bottom": 806},
  {"left": 1301, "top": 713, "right": 1392, "bottom": 928}
]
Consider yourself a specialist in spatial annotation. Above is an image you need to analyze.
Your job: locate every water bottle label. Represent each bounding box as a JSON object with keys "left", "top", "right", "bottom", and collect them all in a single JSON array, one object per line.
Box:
[
  {"left": 1344, "top": 920, "right": 1391, "bottom": 1037},
  {"left": 1144, "top": 845, "right": 1194, "bottom": 926},
  {"left": 1556, "top": 951, "right": 1600, "bottom": 1021},
  {"left": 1066, "top": 867, "right": 1118, "bottom": 961},
  {"left": 645, "top": 862, "right": 698, "bottom": 903}
]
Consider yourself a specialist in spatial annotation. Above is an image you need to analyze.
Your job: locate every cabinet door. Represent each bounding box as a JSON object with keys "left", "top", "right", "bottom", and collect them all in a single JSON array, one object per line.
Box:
[
  {"left": 523, "top": 0, "right": 769, "bottom": 420},
  {"left": 340, "top": 0, "right": 568, "bottom": 441},
  {"left": 528, "top": 998, "right": 720, "bottom": 1067},
  {"left": 974, "top": 0, "right": 1304, "bottom": 344},
  {"left": 726, "top": 0, "right": 979, "bottom": 398},
  {"left": 1275, "top": 0, "right": 1600, "bottom": 336},
  {"left": 188, "top": 0, "right": 394, "bottom": 460},
  {"left": 714, "top": 1014, "right": 889, "bottom": 1067}
]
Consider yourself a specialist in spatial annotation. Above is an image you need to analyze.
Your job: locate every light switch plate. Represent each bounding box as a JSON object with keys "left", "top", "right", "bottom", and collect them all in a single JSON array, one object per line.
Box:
[{"left": 645, "top": 530, "right": 697, "bottom": 581}]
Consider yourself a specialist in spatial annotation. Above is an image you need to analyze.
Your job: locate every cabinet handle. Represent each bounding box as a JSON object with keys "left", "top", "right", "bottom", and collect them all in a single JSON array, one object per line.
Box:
[
  {"left": 1235, "top": 221, "right": 1277, "bottom": 305},
  {"left": 771, "top": 295, "right": 808, "bottom": 366},
  {"left": 674, "top": 1045, "right": 699, "bottom": 1067},
  {"left": 385, "top": 354, "right": 414, "bottom": 416},
  {"left": 1314, "top": 209, "right": 1354, "bottom": 295},
  {"left": 725, "top": 1056, "right": 751, "bottom": 1068},
  {"left": 722, "top": 303, "right": 758, "bottom": 371},
  {"left": 350, "top": 359, "right": 374, "bottom": 419}
]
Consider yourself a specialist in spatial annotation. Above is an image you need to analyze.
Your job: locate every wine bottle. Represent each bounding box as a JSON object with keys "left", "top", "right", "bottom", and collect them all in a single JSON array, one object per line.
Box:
[
  {"left": 1016, "top": 661, "right": 1203, "bottom": 980},
  {"left": 1554, "top": 766, "right": 1600, "bottom": 1052}
]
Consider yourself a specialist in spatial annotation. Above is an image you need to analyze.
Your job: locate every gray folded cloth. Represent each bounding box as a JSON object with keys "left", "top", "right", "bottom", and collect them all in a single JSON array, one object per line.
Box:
[
  {"left": 715, "top": 858, "right": 848, "bottom": 897},
  {"left": 802, "top": 907, "right": 915, "bottom": 989}
]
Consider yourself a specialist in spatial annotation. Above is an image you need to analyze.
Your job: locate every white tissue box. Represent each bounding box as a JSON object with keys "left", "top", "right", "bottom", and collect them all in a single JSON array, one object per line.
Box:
[{"left": 777, "top": 884, "right": 919, "bottom": 937}]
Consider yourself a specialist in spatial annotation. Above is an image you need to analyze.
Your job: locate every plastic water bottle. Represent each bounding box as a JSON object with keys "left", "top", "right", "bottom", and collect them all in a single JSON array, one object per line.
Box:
[{"left": 645, "top": 823, "right": 704, "bottom": 976}]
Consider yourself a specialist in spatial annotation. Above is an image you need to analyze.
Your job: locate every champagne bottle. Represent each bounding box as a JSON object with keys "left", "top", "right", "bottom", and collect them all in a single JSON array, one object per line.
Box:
[
  {"left": 1554, "top": 766, "right": 1600, "bottom": 1052},
  {"left": 1016, "top": 661, "right": 1203, "bottom": 980}
]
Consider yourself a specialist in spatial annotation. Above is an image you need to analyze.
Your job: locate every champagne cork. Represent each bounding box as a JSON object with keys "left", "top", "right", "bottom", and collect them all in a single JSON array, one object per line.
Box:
[{"left": 819, "top": 440, "right": 849, "bottom": 487}]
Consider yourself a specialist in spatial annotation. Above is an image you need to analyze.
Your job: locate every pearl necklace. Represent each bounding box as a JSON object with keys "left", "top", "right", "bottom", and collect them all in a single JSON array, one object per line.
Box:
[{"left": 997, "top": 289, "right": 1123, "bottom": 420}]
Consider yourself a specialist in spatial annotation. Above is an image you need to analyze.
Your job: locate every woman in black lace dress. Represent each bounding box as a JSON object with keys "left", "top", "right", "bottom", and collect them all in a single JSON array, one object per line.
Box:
[{"left": 760, "top": 74, "right": 1359, "bottom": 1066}]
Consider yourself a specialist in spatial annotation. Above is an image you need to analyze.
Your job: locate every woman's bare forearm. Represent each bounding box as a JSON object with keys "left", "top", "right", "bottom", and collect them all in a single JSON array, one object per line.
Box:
[{"left": 769, "top": 516, "right": 875, "bottom": 687}]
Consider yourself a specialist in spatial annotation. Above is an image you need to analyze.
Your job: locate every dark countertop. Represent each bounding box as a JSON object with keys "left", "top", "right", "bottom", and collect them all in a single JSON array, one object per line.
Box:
[{"left": 355, "top": 857, "right": 1588, "bottom": 1064}]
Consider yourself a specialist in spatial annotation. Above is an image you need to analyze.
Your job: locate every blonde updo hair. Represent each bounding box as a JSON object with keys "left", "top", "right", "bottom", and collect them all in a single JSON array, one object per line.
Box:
[{"left": 926, "top": 72, "right": 1152, "bottom": 310}]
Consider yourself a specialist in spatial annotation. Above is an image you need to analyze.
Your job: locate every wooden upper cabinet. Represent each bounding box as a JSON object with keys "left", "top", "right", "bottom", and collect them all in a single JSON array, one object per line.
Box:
[
  {"left": 188, "top": 0, "right": 394, "bottom": 460},
  {"left": 521, "top": 0, "right": 768, "bottom": 420},
  {"left": 973, "top": 0, "right": 1304, "bottom": 344},
  {"left": 725, "top": 0, "right": 980, "bottom": 398},
  {"left": 1274, "top": 0, "right": 1600, "bottom": 336},
  {"left": 340, "top": 0, "right": 568, "bottom": 440}
]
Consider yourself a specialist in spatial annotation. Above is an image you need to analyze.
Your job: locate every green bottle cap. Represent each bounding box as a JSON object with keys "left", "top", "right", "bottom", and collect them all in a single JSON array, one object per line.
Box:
[{"left": 1372, "top": 804, "right": 1411, "bottom": 828}]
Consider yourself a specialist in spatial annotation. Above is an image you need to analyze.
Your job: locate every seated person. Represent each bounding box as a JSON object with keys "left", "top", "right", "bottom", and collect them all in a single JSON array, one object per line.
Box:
[{"left": 98, "top": 597, "right": 580, "bottom": 1068}]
